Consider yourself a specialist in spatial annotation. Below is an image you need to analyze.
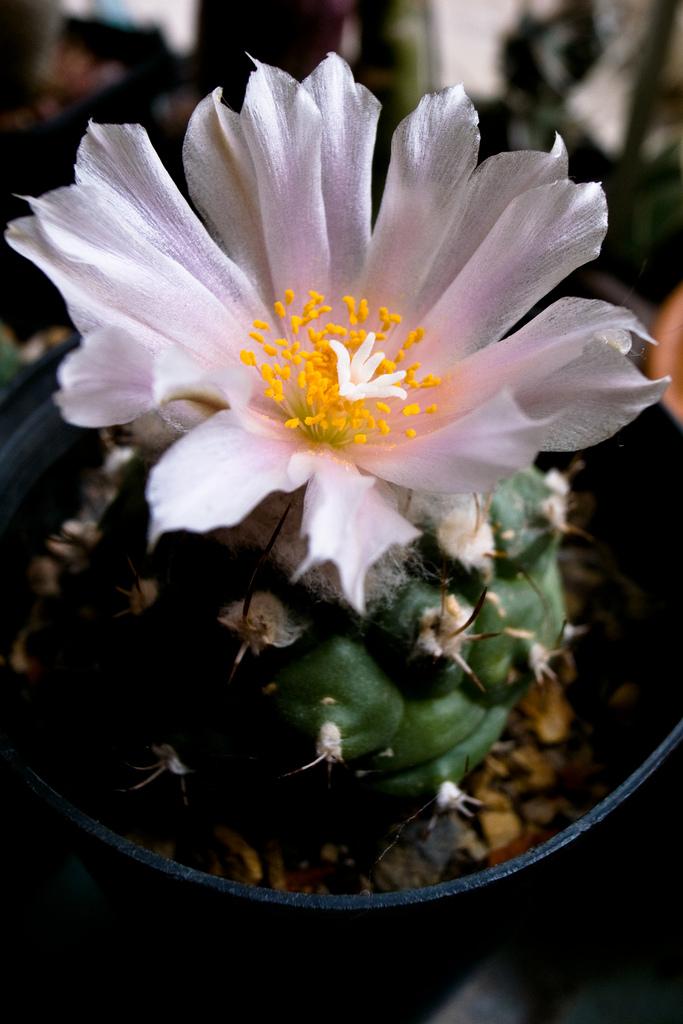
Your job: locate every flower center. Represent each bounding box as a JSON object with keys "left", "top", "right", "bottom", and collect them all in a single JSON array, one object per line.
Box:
[{"left": 240, "top": 290, "right": 441, "bottom": 446}]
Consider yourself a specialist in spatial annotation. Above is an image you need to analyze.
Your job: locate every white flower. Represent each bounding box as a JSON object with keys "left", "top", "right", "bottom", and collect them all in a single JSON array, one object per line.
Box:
[{"left": 5, "top": 54, "right": 668, "bottom": 612}]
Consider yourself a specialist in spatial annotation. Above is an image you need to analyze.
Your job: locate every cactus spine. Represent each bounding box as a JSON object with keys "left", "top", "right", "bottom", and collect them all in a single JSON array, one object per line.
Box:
[{"left": 245, "top": 466, "right": 567, "bottom": 800}]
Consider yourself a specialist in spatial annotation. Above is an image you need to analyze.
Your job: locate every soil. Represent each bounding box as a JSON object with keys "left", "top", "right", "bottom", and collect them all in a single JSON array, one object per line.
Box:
[{"left": 0, "top": 432, "right": 665, "bottom": 894}]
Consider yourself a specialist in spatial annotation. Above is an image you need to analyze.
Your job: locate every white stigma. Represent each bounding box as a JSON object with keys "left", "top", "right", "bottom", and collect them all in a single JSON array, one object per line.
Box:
[{"left": 329, "top": 332, "right": 407, "bottom": 401}]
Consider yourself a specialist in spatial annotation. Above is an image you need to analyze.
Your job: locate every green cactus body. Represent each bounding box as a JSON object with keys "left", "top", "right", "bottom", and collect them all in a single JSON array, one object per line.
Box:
[{"left": 259, "top": 467, "right": 566, "bottom": 799}]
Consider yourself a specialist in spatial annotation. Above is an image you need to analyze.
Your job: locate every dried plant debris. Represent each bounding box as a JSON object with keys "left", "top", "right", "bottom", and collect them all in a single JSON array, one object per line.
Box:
[{"left": 0, "top": 445, "right": 656, "bottom": 895}]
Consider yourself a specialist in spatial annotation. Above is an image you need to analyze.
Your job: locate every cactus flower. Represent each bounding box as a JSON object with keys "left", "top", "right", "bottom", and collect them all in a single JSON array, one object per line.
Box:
[{"left": 6, "top": 54, "right": 667, "bottom": 612}]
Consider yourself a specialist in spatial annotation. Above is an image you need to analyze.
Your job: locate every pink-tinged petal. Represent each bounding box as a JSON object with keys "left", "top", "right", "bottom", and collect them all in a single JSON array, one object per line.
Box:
[
  {"left": 420, "top": 179, "right": 608, "bottom": 365},
  {"left": 55, "top": 328, "right": 155, "bottom": 427},
  {"left": 6, "top": 125, "right": 259, "bottom": 367},
  {"left": 302, "top": 53, "right": 380, "bottom": 294},
  {"left": 290, "top": 452, "right": 419, "bottom": 612},
  {"left": 153, "top": 347, "right": 254, "bottom": 414},
  {"left": 412, "top": 134, "right": 569, "bottom": 319},
  {"left": 361, "top": 85, "right": 479, "bottom": 313},
  {"left": 183, "top": 89, "right": 273, "bottom": 298},
  {"left": 147, "top": 412, "right": 302, "bottom": 543},
  {"left": 75, "top": 121, "right": 260, "bottom": 317},
  {"left": 515, "top": 339, "right": 669, "bottom": 450},
  {"left": 437, "top": 298, "right": 653, "bottom": 418},
  {"left": 240, "top": 60, "right": 330, "bottom": 300},
  {"left": 354, "top": 390, "right": 552, "bottom": 494}
]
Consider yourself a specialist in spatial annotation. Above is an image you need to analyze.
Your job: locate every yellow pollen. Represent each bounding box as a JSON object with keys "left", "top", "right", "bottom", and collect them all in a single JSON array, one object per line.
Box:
[
  {"left": 245, "top": 290, "right": 434, "bottom": 447},
  {"left": 426, "top": 404, "right": 438, "bottom": 413},
  {"left": 342, "top": 296, "right": 358, "bottom": 325}
]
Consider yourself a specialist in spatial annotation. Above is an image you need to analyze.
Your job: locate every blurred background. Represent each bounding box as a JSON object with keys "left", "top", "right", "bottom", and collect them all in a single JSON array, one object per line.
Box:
[
  {"left": 1, "top": 2, "right": 682, "bottom": 1020},
  {"left": 1, "top": 0, "right": 683, "bottom": 413}
]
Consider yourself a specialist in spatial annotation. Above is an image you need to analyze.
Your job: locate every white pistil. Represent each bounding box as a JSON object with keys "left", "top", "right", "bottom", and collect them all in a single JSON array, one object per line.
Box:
[{"left": 330, "top": 332, "right": 407, "bottom": 401}]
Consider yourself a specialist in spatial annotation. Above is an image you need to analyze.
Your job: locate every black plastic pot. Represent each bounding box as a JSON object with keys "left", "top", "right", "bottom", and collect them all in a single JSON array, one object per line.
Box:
[
  {"left": 1, "top": 343, "right": 682, "bottom": 1015},
  {"left": 1, "top": 19, "right": 177, "bottom": 337}
]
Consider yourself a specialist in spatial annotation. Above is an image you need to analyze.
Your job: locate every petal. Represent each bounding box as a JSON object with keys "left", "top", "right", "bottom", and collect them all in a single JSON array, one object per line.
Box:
[
  {"left": 147, "top": 413, "right": 301, "bottom": 542},
  {"left": 412, "top": 134, "right": 569, "bottom": 319},
  {"left": 183, "top": 89, "right": 273, "bottom": 298},
  {"left": 361, "top": 84, "right": 479, "bottom": 313},
  {"left": 6, "top": 123, "right": 259, "bottom": 366},
  {"left": 240, "top": 60, "right": 330, "bottom": 300},
  {"left": 153, "top": 347, "right": 254, "bottom": 415},
  {"left": 515, "top": 339, "right": 669, "bottom": 450},
  {"left": 55, "top": 328, "right": 155, "bottom": 427},
  {"left": 290, "top": 452, "right": 419, "bottom": 612},
  {"left": 440, "top": 298, "right": 654, "bottom": 417},
  {"left": 354, "top": 390, "right": 552, "bottom": 494},
  {"left": 302, "top": 53, "right": 380, "bottom": 294},
  {"left": 421, "top": 179, "right": 608, "bottom": 364}
]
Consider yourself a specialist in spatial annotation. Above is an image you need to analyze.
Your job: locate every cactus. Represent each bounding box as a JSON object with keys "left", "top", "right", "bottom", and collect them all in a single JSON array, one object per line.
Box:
[{"left": 220, "top": 465, "right": 567, "bottom": 804}]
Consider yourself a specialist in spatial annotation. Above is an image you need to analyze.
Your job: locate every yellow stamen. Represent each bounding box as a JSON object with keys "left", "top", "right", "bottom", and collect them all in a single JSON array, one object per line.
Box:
[
  {"left": 342, "top": 296, "right": 358, "bottom": 325},
  {"left": 426, "top": 404, "right": 438, "bottom": 413},
  {"left": 243, "top": 293, "right": 436, "bottom": 447}
]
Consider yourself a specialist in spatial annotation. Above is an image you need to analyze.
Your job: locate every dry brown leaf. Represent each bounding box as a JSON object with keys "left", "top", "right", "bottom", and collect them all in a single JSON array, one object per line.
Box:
[
  {"left": 212, "top": 825, "right": 263, "bottom": 885},
  {"left": 480, "top": 809, "right": 523, "bottom": 851},
  {"left": 263, "top": 838, "right": 287, "bottom": 891},
  {"left": 519, "top": 677, "right": 574, "bottom": 743},
  {"left": 487, "top": 828, "right": 556, "bottom": 866},
  {"left": 510, "top": 744, "right": 558, "bottom": 790}
]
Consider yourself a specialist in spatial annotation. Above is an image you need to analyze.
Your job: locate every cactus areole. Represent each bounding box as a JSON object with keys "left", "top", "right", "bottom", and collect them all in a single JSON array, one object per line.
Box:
[{"left": 4, "top": 57, "right": 667, "bottom": 838}]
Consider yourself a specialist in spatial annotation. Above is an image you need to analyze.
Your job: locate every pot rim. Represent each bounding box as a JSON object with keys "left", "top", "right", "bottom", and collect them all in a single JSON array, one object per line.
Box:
[{"left": 3, "top": 716, "right": 682, "bottom": 912}]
